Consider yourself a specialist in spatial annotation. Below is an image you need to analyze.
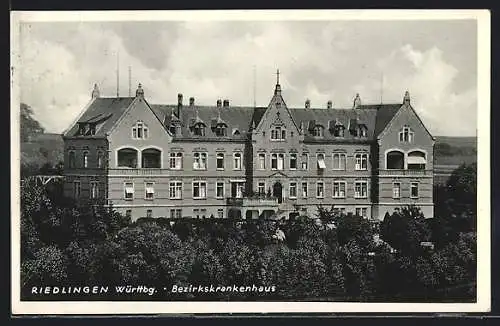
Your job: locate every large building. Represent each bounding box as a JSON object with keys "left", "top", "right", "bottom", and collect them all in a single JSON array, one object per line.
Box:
[{"left": 62, "top": 72, "right": 434, "bottom": 221}]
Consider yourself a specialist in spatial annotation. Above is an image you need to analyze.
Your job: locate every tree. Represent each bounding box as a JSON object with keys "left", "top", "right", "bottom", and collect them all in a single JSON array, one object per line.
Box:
[{"left": 20, "top": 103, "right": 44, "bottom": 142}]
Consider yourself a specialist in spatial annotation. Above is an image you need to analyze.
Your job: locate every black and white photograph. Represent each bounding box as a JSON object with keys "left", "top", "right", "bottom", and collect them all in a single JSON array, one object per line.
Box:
[{"left": 10, "top": 10, "right": 490, "bottom": 314}]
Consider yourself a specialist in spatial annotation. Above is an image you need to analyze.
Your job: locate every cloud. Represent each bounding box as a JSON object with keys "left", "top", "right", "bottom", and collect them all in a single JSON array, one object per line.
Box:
[{"left": 17, "top": 21, "right": 477, "bottom": 137}]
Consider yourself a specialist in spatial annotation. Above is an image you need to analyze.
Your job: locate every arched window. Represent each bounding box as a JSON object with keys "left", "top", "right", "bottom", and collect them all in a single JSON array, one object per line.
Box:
[
  {"left": 215, "top": 123, "right": 227, "bottom": 136},
  {"left": 333, "top": 125, "right": 345, "bottom": 137},
  {"left": 132, "top": 121, "right": 149, "bottom": 140},
  {"left": 82, "top": 151, "right": 89, "bottom": 168},
  {"left": 386, "top": 150, "right": 404, "bottom": 169},
  {"left": 399, "top": 126, "right": 414, "bottom": 143},
  {"left": 97, "top": 151, "right": 104, "bottom": 168},
  {"left": 68, "top": 151, "right": 76, "bottom": 168},
  {"left": 312, "top": 126, "right": 324, "bottom": 137},
  {"left": 407, "top": 150, "right": 426, "bottom": 170},
  {"left": 193, "top": 123, "right": 206, "bottom": 136},
  {"left": 233, "top": 152, "right": 242, "bottom": 170},
  {"left": 117, "top": 148, "right": 138, "bottom": 168},
  {"left": 142, "top": 148, "right": 162, "bottom": 168}
]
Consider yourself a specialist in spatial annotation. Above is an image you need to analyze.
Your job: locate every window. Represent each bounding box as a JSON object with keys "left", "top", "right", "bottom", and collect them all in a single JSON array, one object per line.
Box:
[
  {"left": 145, "top": 182, "right": 154, "bottom": 200},
  {"left": 359, "top": 126, "right": 368, "bottom": 137},
  {"left": 216, "top": 153, "right": 225, "bottom": 170},
  {"left": 68, "top": 151, "right": 76, "bottom": 168},
  {"left": 355, "top": 153, "right": 368, "bottom": 170},
  {"left": 332, "top": 153, "right": 346, "bottom": 170},
  {"left": 289, "top": 182, "right": 297, "bottom": 199},
  {"left": 217, "top": 208, "right": 224, "bottom": 219},
  {"left": 317, "top": 153, "right": 326, "bottom": 169},
  {"left": 258, "top": 153, "right": 266, "bottom": 170},
  {"left": 169, "top": 181, "right": 182, "bottom": 199},
  {"left": 408, "top": 151, "right": 426, "bottom": 170},
  {"left": 386, "top": 151, "right": 404, "bottom": 169},
  {"left": 289, "top": 154, "right": 297, "bottom": 170},
  {"left": 193, "top": 123, "right": 206, "bottom": 136},
  {"left": 399, "top": 126, "right": 414, "bottom": 143},
  {"left": 193, "top": 209, "right": 200, "bottom": 219},
  {"left": 216, "top": 182, "right": 224, "bottom": 198},
  {"left": 333, "top": 181, "right": 346, "bottom": 198},
  {"left": 270, "top": 153, "right": 284, "bottom": 170},
  {"left": 124, "top": 182, "right": 134, "bottom": 200},
  {"left": 411, "top": 182, "right": 419, "bottom": 198},
  {"left": 83, "top": 151, "right": 89, "bottom": 168},
  {"left": 193, "top": 152, "right": 207, "bottom": 170},
  {"left": 354, "top": 181, "right": 368, "bottom": 198},
  {"left": 312, "top": 126, "right": 324, "bottom": 137},
  {"left": 170, "top": 209, "right": 182, "bottom": 219},
  {"left": 301, "top": 153, "right": 308, "bottom": 170},
  {"left": 277, "top": 154, "right": 285, "bottom": 170},
  {"left": 301, "top": 182, "right": 308, "bottom": 198},
  {"left": 393, "top": 183, "right": 401, "bottom": 199},
  {"left": 215, "top": 124, "right": 227, "bottom": 137},
  {"left": 125, "top": 210, "right": 132, "bottom": 219},
  {"left": 132, "top": 121, "right": 148, "bottom": 140},
  {"left": 355, "top": 207, "right": 368, "bottom": 218},
  {"left": 271, "top": 127, "right": 286, "bottom": 141},
  {"left": 316, "top": 181, "right": 324, "bottom": 198},
  {"left": 333, "top": 125, "right": 345, "bottom": 137},
  {"left": 97, "top": 151, "right": 104, "bottom": 168},
  {"left": 146, "top": 209, "right": 153, "bottom": 218},
  {"left": 169, "top": 152, "right": 183, "bottom": 170},
  {"left": 117, "top": 148, "right": 138, "bottom": 168},
  {"left": 73, "top": 181, "right": 81, "bottom": 198},
  {"left": 142, "top": 148, "right": 162, "bottom": 168},
  {"left": 233, "top": 153, "right": 242, "bottom": 170},
  {"left": 193, "top": 181, "right": 207, "bottom": 199},
  {"left": 90, "top": 181, "right": 99, "bottom": 199},
  {"left": 257, "top": 182, "right": 265, "bottom": 195}
]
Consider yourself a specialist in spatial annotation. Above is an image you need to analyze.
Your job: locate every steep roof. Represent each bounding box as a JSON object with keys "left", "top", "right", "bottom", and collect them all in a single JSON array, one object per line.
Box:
[
  {"left": 64, "top": 97, "right": 135, "bottom": 137},
  {"left": 149, "top": 105, "right": 264, "bottom": 141},
  {"left": 362, "top": 104, "right": 402, "bottom": 137}
]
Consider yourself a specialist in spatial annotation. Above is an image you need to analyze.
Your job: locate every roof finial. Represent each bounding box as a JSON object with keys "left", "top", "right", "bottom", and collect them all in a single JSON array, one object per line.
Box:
[
  {"left": 353, "top": 93, "right": 361, "bottom": 109},
  {"left": 403, "top": 90, "right": 411, "bottom": 105},
  {"left": 135, "top": 83, "right": 144, "bottom": 98},
  {"left": 274, "top": 69, "right": 282, "bottom": 96},
  {"left": 91, "top": 83, "right": 100, "bottom": 99}
]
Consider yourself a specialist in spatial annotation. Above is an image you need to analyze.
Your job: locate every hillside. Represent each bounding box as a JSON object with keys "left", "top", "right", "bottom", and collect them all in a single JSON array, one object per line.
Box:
[{"left": 434, "top": 136, "right": 477, "bottom": 166}]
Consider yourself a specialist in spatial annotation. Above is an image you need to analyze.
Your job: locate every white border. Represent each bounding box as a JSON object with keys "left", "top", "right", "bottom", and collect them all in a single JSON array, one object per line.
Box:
[{"left": 10, "top": 9, "right": 490, "bottom": 315}]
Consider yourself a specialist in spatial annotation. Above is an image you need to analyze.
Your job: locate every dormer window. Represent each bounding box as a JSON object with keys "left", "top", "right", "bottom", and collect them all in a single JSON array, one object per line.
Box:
[
  {"left": 333, "top": 125, "right": 345, "bottom": 137},
  {"left": 359, "top": 126, "right": 368, "bottom": 137},
  {"left": 399, "top": 126, "right": 414, "bottom": 143},
  {"left": 271, "top": 126, "right": 286, "bottom": 141},
  {"left": 215, "top": 123, "right": 227, "bottom": 137},
  {"left": 169, "top": 123, "right": 182, "bottom": 136},
  {"left": 193, "top": 123, "right": 206, "bottom": 136},
  {"left": 312, "top": 126, "right": 324, "bottom": 137},
  {"left": 78, "top": 123, "right": 96, "bottom": 136},
  {"left": 132, "top": 121, "right": 148, "bottom": 139}
]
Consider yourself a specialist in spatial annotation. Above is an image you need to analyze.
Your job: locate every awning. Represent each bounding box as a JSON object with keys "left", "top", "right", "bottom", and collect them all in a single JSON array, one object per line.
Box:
[
  {"left": 146, "top": 187, "right": 154, "bottom": 194},
  {"left": 125, "top": 187, "right": 134, "bottom": 194},
  {"left": 317, "top": 159, "right": 326, "bottom": 169},
  {"left": 407, "top": 156, "right": 426, "bottom": 165}
]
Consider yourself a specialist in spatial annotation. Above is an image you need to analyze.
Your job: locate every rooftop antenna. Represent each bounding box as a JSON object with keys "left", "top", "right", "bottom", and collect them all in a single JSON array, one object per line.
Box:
[
  {"left": 116, "top": 51, "right": 120, "bottom": 97},
  {"left": 128, "top": 65, "right": 132, "bottom": 97},
  {"left": 253, "top": 65, "right": 256, "bottom": 107},
  {"left": 380, "top": 72, "right": 384, "bottom": 104}
]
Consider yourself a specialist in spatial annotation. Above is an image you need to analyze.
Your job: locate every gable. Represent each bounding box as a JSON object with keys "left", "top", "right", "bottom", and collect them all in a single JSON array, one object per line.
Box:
[{"left": 378, "top": 103, "right": 434, "bottom": 146}]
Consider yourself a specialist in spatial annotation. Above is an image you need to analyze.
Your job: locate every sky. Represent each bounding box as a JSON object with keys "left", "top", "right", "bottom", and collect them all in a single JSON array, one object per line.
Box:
[{"left": 16, "top": 17, "right": 478, "bottom": 136}]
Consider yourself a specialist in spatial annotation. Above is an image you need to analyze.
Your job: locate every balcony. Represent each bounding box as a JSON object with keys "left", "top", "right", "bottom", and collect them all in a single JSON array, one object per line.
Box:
[
  {"left": 108, "top": 168, "right": 168, "bottom": 176},
  {"left": 226, "top": 196, "right": 278, "bottom": 207},
  {"left": 378, "top": 169, "right": 432, "bottom": 176}
]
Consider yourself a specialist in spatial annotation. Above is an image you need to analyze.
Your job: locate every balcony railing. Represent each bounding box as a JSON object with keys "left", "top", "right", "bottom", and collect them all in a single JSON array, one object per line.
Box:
[
  {"left": 226, "top": 196, "right": 279, "bottom": 207},
  {"left": 378, "top": 169, "right": 432, "bottom": 176},
  {"left": 108, "top": 168, "right": 168, "bottom": 175}
]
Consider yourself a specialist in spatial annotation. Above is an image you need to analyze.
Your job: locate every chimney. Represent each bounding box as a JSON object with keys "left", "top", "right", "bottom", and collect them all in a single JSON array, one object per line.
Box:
[
  {"left": 91, "top": 83, "right": 100, "bottom": 99},
  {"left": 216, "top": 99, "right": 222, "bottom": 108},
  {"left": 135, "top": 83, "right": 144, "bottom": 99},
  {"left": 177, "top": 93, "right": 183, "bottom": 118},
  {"left": 353, "top": 93, "right": 361, "bottom": 109},
  {"left": 305, "top": 99, "right": 310, "bottom": 109},
  {"left": 189, "top": 97, "right": 195, "bottom": 107},
  {"left": 403, "top": 90, "right": 410, "bottom": 105},
  {"left": 327, "top": 100, "right": 332, "bottom": 109},
  {"left": 223, "top": 99, "right": 230, "bottom": 108}
]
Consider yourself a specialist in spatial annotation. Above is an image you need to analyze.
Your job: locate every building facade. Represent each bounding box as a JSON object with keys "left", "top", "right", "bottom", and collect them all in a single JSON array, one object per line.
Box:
[{"left": 62, "top": 74, "right": 434, "bottom": 221}]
